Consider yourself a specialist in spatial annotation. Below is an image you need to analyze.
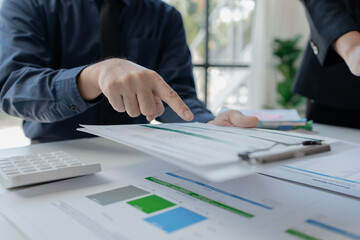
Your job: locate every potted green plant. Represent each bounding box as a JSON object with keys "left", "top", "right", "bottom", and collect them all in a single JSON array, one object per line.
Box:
[{"left": 272, "top": 35, "right": 305, "bottom": 109}]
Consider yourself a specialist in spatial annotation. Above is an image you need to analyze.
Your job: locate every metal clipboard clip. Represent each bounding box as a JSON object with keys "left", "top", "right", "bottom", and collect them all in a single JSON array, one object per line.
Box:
[{"left": 238, "top": 140, "right": 331, "bottom": 164}]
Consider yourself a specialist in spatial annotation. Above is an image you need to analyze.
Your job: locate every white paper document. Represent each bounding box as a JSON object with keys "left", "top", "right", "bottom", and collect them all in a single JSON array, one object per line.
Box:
[
  {"left": 1, "top": 160, "right": 360, "bottom": 240},
  {"left": 78, "top": 123, "right": 334, "bottom": 181},
  {"left": 239, "top": 109, "right": 301, "bottom": 121},
  {"left": 262, "top": 143, "right": 360, "bottom": 198}
]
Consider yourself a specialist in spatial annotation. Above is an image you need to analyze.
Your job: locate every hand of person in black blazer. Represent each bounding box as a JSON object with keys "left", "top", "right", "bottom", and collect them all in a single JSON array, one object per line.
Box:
[{"left": 333, "top": 31, "right": 360, "bottom": 76}]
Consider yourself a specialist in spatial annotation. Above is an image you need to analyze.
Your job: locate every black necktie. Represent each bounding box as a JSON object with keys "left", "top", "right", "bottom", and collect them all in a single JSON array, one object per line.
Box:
[
  {"left": 98, "top": 0, "right": 123, "bottom": 124},
  {"left": 100, "top": 0, "right": 121, "bottom": 59}
]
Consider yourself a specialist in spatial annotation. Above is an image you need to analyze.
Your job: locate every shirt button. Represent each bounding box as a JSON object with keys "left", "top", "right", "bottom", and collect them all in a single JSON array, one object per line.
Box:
[
  {"left": 70, "top": 105, "right": 78, "bottom": 112},
  {"left": 310, "top": 40, "right": 319, "bottom": 55}
]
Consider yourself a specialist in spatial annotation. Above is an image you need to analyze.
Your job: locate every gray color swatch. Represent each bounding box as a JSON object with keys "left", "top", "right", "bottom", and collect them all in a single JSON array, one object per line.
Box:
[{"left": 86, "top": 185, "right": 149, "bottom": 206}]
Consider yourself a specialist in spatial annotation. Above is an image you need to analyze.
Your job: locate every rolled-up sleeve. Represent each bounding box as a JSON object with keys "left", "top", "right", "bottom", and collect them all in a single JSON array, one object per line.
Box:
[{"left": 0, "top": 0, "right": 95, "bottom": 122}]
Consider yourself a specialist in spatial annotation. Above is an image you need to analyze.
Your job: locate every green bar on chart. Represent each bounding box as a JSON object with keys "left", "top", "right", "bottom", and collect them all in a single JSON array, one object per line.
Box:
[
  {"left": 146, "top": 177, "right": 254, "bottom": 218},
  {"left": 285, "top": 229, "right": 321, "bottom": 240},
  {"left": 127, "top": 195, "right": 176, "bottom": 214}
]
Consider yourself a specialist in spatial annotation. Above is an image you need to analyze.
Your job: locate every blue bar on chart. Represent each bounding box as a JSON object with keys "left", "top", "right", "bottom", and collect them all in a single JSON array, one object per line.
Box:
[
  {"left": 144, "top": 207, "right": 207, "bottom": 233},
  {"left": 281, "top": 165, "right": 360, "bottom": 185},
  {"left": 166, "top": 172, "right": 273, "bottom": 210},
  {"left": 306, "top": 219, "right": 360, "bottom": 240}
]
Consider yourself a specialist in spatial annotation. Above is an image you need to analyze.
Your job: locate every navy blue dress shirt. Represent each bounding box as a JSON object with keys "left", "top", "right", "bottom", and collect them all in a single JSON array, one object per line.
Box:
[{"left": 0, "top": 0, "right": 214, "bottom": 142}]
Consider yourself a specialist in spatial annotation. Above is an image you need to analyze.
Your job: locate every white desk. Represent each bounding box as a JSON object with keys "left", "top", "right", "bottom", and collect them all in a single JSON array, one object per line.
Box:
[{"left": 1, "top": 123, "right": 359, "bottom": 240}]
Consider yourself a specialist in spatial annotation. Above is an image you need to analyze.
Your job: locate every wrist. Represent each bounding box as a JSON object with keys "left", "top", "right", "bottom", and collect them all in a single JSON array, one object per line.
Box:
[
  {"left": 333, "top": 31, "right": 360, "bottom": 61},
  {"left": 77, "top": 63, "right": 102, "bottom": 101}
]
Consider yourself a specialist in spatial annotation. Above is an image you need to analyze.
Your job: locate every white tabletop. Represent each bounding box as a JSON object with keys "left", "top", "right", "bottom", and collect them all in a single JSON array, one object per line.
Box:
[
  {"left": 0, "top": 123, "right": 359, "bottom": 239},
  {"left": 312, "top": 124, "right": 360, "bottom": 144},
  {"left": 0, "top": 137, "right": 156, "bottom": 240},
  {"left": 0, "top": 137, "right": 155, "bottom": 195}
]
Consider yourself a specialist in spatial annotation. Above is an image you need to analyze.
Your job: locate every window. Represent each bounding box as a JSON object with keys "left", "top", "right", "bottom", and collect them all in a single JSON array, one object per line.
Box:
[{"left": 164, "top": 0, "right": 255, "bottom": 112}]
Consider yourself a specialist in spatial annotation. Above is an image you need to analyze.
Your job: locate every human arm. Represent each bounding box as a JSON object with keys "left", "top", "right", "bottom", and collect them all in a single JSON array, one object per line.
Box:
[
  {"left": 0, "top": 0, "right": 193, "bottom": 123},
  {"left": 0, "top": 0, "right": 96, "bottom": 122},
  {"left": 332, "top": 31, "right": 360, "bottom": 76},
  {"left": 301, "top": 0, "right": 360, "bottom": 70}
]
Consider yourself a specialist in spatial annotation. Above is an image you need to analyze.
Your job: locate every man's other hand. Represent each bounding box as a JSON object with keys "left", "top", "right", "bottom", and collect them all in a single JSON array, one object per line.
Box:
[
  {"left": 207, "top": 110, "right": 259, "bottom": 128},
  {"left": 77, "top": 58, "right": 194, "bottom": 122}
]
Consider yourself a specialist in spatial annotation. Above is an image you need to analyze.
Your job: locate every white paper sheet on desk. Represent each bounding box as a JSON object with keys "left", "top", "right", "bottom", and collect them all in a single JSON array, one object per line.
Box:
[
  {"left": 1, "top": 160, "right": 360, "bottom": 240},
  {"left": 78, "top": 123, "right": 335, "bottom": 181},
  {"left": 261, "top": 143, "right": 360, "bottom": 198},
  {"left": 239, "top": 109, "right": 301, "bottom": 121}
]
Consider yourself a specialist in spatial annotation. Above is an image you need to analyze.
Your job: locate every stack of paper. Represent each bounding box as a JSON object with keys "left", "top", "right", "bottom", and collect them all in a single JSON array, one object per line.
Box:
[
  {"left": 240, "top": 109, "right": 312, "bottom": 130},
  {"left": 78, "top": 123, "right": 333, "bottom": 182}
]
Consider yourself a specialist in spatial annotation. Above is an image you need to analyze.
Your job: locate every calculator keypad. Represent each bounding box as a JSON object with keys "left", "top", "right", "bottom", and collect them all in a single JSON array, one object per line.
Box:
[{"left": 0, "top": 151, "right": 84, "bottom": 176}]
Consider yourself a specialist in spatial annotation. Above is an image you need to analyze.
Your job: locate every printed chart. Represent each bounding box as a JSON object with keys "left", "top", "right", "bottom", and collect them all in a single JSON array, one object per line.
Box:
[{"left": 1, "top": 160, "right": 359, "bottom": 240}]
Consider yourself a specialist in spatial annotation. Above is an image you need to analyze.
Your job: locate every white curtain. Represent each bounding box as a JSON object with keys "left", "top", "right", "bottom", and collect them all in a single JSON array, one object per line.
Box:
[{"left": 248, "top": 0, "right": 309, "bottom": 109}]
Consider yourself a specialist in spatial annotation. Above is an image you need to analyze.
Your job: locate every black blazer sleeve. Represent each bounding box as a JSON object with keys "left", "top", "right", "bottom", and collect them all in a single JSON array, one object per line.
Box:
[{"left": 301, "top": 0, "right": 360, "bottom": 66}]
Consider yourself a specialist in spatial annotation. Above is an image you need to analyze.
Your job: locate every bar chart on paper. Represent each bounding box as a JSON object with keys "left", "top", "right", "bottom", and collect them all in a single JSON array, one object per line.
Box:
[
  {"left": 1, "top": 160, "right": 360, "bottom": 240},
  {"left": 76, "top": 168, "right": 288, "bottom": 239},
  {"left": 46, "top": 170, "right": 303, "bottom": 240},
  {"left": 86, "top": 186, "right": 205, "bottom": 233}
]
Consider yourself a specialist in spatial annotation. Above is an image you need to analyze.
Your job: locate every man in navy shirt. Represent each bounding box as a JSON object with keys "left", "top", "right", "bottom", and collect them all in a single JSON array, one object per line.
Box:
[{"left": 0, "top": 0, "right": 258, "bottom": 142}]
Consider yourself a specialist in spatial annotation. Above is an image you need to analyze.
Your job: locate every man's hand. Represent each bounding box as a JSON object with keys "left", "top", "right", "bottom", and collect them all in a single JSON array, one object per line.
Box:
[
  {"left": 333, "top": 31, "right": 360, "bottom": 76},
  {"left": 207, "top": 110, "right": 259, "bottom": 128},
  {"left": 77, "top": 58, "right": 194, "bottom": 122}
]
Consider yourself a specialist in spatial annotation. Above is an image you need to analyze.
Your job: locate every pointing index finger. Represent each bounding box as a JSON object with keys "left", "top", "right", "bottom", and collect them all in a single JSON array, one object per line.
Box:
[{"left": 153, "top": 78, "right": 194, "bottom": 121}]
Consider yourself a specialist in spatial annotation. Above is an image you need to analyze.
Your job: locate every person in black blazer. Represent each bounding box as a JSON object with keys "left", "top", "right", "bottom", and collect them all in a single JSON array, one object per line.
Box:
[{"left": 293, "top": 0, "right": 360, "bottom": 128}]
